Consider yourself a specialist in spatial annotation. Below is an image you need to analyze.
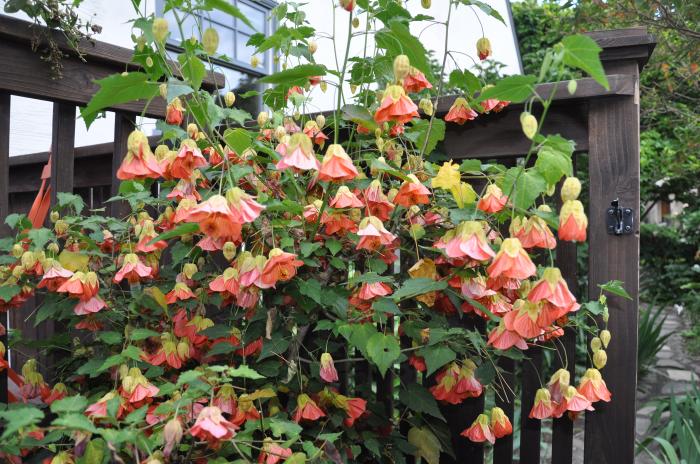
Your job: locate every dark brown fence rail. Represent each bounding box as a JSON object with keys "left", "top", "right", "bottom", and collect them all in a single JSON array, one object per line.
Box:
[{"left": 0, "top": 14, "right": 655, "bottom": 464}]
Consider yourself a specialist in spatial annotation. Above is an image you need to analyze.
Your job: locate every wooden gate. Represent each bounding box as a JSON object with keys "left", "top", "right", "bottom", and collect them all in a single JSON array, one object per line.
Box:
[{"left": 0, "top": 15, "right": 655, "bottom": 463}]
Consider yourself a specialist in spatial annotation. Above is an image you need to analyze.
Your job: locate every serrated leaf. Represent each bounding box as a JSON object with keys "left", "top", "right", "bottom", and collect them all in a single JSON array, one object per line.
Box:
[
  {"left": 52, "top": 413, "right": 98, "bottom": 433},
  {"left": 342, "top": 104, "right": 378, "bottom": 131},
  {"left": 0, "top": 285, "right": 21, "bottom": 302},
  {"left": 366, "top": 332, "right": 400, "bottom": 377},
  {"left": 599, "top": 280, "right": 632, "bottom": 300},
  {"left": 407, "top": 426, "right": 442, "bottom": 464},
  {"left": 223, "top": 127, "right": 252, "bottom": 155},
  {"left": 203, "top": 0, "right": 254, "bottom": 30},
  {"left": 535, "top": 146, "right": 573, "bottom": 185},
  {"left": 80, "top": 72, "right": 160, "bottom": 129},
  {"left": 561, "top": 34, "right": 609, "bottom": 90},
  {"left": 230, "top": 365, "right": 265, "bottom": 380},
  {"left": 325, "top": 239, "right": 342, "bottom": 256},
  {"left": 130, "top": 328, "right": 160, "bottom": 341},
  {"left": 98, "top": 331, "right": 122, "bottom": 345},
  {"left": 165, "top": 78, "right": 193, "bottom": 102},
  {"left": 178, "top": 53, "right": 206, "bottom": 90},
  {"left": 418, "top": 344, "right": 456, "bottom": 376},
  {"left": 51, "top": 395, "right": 88, "bottom": 414},
  {"left": 407, "top": 118, "right": 445, "bottom": 155},
  {"left": 0, "top": 406, "right": 44, "bottom": 440},
  {"left": 449, "top": 69, "right": 481, "bottom": 95},
  {"left": 269, "top": 417, "right": 303, "bottom": 438},
  {"left": 399, "top": 383, "right": 445, "bottom": 421},
  {"left": 376, "top": 21, "right": 433, "bottom": 80},
  {"left": 56, "top": 192, "right": 85, "bottom": 214},
  {"left": 259, "top": 64, "right": 327, "bottom": 85},
  {"left": 372, "top": 297, "right": 402, "bottom": 315},
  {"left": 502, "top": 167, "right": 547, "bottom": 210},
  {"left": 299, "top": 279, "right": 322, "bottom": 304},
  {"left": 476, "top": 74, "right": 537, "bottom": 104},
  {"left": 393, "top": 278, "right": 447, "bottom": 302},
  {"left": 27, "top": 228, "right": 54, "bottom": 251}
]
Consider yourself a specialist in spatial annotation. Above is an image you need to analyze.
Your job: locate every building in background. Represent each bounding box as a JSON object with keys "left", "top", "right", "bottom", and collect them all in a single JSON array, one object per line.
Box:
[{"left": 1, "top": 0, "right": 521, "bottom": 157}]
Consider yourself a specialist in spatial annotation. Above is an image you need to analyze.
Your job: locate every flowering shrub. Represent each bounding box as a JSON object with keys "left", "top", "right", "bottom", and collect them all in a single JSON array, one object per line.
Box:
[{"left": 0, "top": 1, "right": 626, "bottom": 463}]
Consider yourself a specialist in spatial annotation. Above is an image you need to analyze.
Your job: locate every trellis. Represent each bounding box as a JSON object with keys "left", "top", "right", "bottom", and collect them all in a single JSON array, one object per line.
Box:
[{"left": 0, "top": 15, "right": 655, "bottom": 464}]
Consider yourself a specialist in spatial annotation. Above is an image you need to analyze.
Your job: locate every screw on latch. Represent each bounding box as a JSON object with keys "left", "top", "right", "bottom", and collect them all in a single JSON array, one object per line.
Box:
[{"left": 606, "top": 199, "right": 635, "bottom": 236}]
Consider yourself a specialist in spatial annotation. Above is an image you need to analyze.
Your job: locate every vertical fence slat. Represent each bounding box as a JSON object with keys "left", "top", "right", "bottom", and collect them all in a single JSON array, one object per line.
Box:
[
  {"left": 50, "top": 102, "right": 76, "bottom": 204},
  {"left": 493, "top": 357, "right": 515, "bottom": 464},
  {"left": 0, "top": 91, "right": 10, "bottom": 405},
  {"left": 519, "top": 345, "right": 543, "bottom": 464},
  {"left": 584, "top": 93, "right": 640, "bottom": 463},
  {"left": 111, "top": 112, "right": 135, "bottom": 217}
]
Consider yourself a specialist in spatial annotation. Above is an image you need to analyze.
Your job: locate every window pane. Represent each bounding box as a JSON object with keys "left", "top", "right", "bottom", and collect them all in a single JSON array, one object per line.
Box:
[
  {"left": 236, "top": 32, "right": 258, "bottom": 66},
  {"left": 205, "top": 8, "right": 234, "bottom": 28},
  {"left": 217, "top": 67, "right": 261, "bottom": 115},
  {"left": 178, "top": 14, "right": 200, "bottom": 43},
  {"left": 236, "top": 1, "right": 266, "bottom": 35}
]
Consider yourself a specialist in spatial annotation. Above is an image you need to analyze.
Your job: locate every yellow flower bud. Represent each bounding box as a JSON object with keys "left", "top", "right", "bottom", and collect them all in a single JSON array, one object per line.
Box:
[
  {"left": 224, "top": 91, "right": 236, "bottom": 107},
  {"left": 183, "top": 263, "right": 198, "bottom": 280},
  {"left": 520, "top": 111, "right": 538, "bottom": 140},
  {"left": 308, "top": 40, "right": 318, "bottom": 54},
  {"left": 422, "top": 0, "right": 432, "bottom": 7},
  {"left": 419, "top": 97, "right": 434, "bottom": 116},
  {"left": 600, "top": 329, "right": 611, "bottom": 348},
  {"left": 320, "top": 80, "right": 328, "bottom": 92},
  {"left": 50, "top": 211, "right": 60, "bottom": 223},
  {"left": 159, "top": 83, "right": 168, "bottom": 100},
  {"left": 393, "top": 55, "right": 411, "bottom": 81},
  {"left": 152, "top": 18, "right": 169, "bottom": 43},
  {"left": 47, "top": 242, "right": 60, "bottom": 254},
  {"left": 590, "top": 337, "right": 602, "bottom": 353},
  {"left": 561, "top": 177, "right": 582, "bottom": 202},
  {"left": 352, "top": 17, "right": 360, "bottom": 28},
  {"left": 316, "top": 114, "right": 326, "bottom": 129},
  {"left": 202, "top": 27, "right": 219, "bottom": 55},
  {"left": 187, "top": 123, "right": 198, "bottom": 139},
  {"left": 593, "top": 349, "right": 607, "bottom": 369},
  {"left": 257, "top": 112, "right": 269, "bottom": 127},
  {"left": 250, "top": 55, "right": 261, "bottom": 68},
  {"left": 55, "top": 219, "right": 69, "bottom": 235},
  {"left": 12, "top": 244, "right": 24, "bottom": 259},
  {"left": 223, "top": 242, "right": 236, "bottom": 261},
  {"left": 567, "top": 80, "right": 577, "bottom": 95}
]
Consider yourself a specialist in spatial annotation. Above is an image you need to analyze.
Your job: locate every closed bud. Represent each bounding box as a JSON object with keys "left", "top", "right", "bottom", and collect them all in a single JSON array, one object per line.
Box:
[
  {"left": 352, "top": 17, "right": 360, "bottom": 28},
  {"left": 176, "top": 341, "right": 190, "bottom": 358},
  {"left": 320, "top": 80, "right": 328, "bottom": 92},
  {"left": 55, "top": 219, "right": 69, "bottom": 235},
  {"left": 602, "top": 308, "right": 610, "bottom": 323},
  {"left": 186, "top": 123, "right": 198, "bottom": 139},
  {"left": 11, "top": 244, "right": 23, "bottom": 259},
  {"left": 421, "top": 0, "right": 431, "bottom": 7},
  {"left": 593, "top": 349, "right": 607, "bottom": 369},
  {"left": 350, "top": 84, "right": 358, "bottom": 94},
  {"left": 600, "top": 329, "right": 611, "bottom": 348},
  {"left": 316, "top": 114, "right": 326, "bottom": 129},
  {"left": 567, "top": 80, "right": 577, "bottom": 95},
  {"left": 520, "top": 111, "right": 538, "bottom": 140},
  {"left": 308, "top": 40, "right": 318, "bottom": 54},
  {"left": 152, "top": 18, "right": 169, "bottom": 43},
  {"left": 561, "top": 177, "right": 582, "bottom": 202},
  {"left": 223, "top": 242, "right": 236, "bottom": 261},
  {"left": 340, "top": 0, "right": 355, "bottom": 12},
  {"left": 257, "top": 112, "right": 269, "bottom": 127},
  {"left": 50, "top": 211, "right": 60, "bottom": 223},
  {"left": 293, "top": 111, "right": 301, "bottom": 120},
  {"left": 274, "top": 126, "right": 287, "bottom": 140},
  {"left": 250, "top": 55, "right": 261, "bottom": 68},
  {"left": 202, "top": 27, "right": 219, "bottom": 55},
  {"left": 224, "top": 91, "right": 236, "bottom": 107},
  {"left": 163, "top": 418, "right": 183, "bottom": 457},
  {"left": 476, "top": 37, "right": 492, "bottom": 60},
  {"left": 183, "top": 263, "right": 198, "bottom": 280},
  {"left": 393, "top": 55, "right": 411, "bottom": 81},
  {"left": 419, "top": 97, "right": 434, "bottom": 116},
  {"left": 159, "top": 83, "right": 168, "bottom": 99},
  {"left": 590, "top": 337, "right": 602, "bottom": 353},
  {"left": 47, "top": 242, "right": 60, "bottom": 254}
]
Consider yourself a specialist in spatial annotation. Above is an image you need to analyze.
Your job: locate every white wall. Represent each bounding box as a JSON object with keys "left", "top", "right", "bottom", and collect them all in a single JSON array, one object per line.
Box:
[{"left": 2, "top": 0, "right": 521, "bottom": 155}]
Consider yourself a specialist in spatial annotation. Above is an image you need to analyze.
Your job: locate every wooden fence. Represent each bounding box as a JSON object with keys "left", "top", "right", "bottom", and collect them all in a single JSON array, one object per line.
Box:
[{"left": 0, "top": 14, "right": 655, "bottom": 464}]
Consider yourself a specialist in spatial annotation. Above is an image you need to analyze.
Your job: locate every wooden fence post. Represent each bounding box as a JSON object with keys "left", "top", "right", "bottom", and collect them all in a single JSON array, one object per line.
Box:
[
  {"left": 50, "top": 102, "right": 76, "bottom": 205},
  {"left": 0, "top": 91, "right": 10, "bottom": 405},
  {"left": 583, "top": 28, "right": 654, "bottom": 464}
]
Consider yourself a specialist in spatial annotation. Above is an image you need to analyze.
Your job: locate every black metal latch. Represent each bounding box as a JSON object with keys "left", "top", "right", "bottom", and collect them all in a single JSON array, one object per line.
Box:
[{"left": 606, "top": 199, "right": 634, "bottom": 235}]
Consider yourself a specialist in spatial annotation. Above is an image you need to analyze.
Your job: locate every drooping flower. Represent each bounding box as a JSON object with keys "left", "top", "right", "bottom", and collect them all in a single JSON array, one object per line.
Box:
[
  {"left": 319, "top": 352, "right": 339, "bottom": 383},
  {"left": 559, "top": 199, "right": 588, "bottom": 242},
  {"left": 259, "top": 437, "right": 293, "bottom": 464},
  {"left": 358, "top": 281, "right": 393, "bottom": 300},
  {"left": 225, "top": 187, "right": 265, "bottom": 223},
  {"left": 260, "top": 248, "right": 303, "bottom": 288},
  {"left": 292, "top": 394, "right": 326, "bottom": 423},
  {"left": 528, "top": 267, "right": 579, "bottom": 324},
  {"left": 479, "top": 85, "right": 509, "bottom": 113},
  {"left": 577, "top": 368, "right": 612, "bottom": 403},
  {"left": 444, "top": 97, "right": 478, "bottom": 125},
  {"left": 476, "top": 37, "right": 492, "bottom": 60},
  {"left": 547, "top": 368, "right": 571, "bottom": 403},
  {"left": 190, "top": 406, "right": 238, "bottom": 444},
  {"left": 477, "top": 184, "right": 508, "bottom": 213},
  {"left": 503, "top": 299, "right": 542, "bottom": 339},
  {"left": 209, "top": 267, "right": 240, "bottom": 296},
  {"left": 74, "top": 296, "right": 107, "bottom": 316},
  {"left": 37, "top": 259, "right": 73, "bottom": 291},
  {"left": 374, "top": 85, "right": 419, "bottom": 124},
  {"left": 511, "top": 213, "right": 556, "bottom": 249},
  {"left": 163, "top": 418, "right": 184, "bottom": 458},
  {"left": 356, "top": 216, "right": 397, "bottom": 251},
  {"left": 529, "top": 388, "right": 555, "bottom": 419},
  {"left": 57, "top": 271, "right": 99, "bottom": 301},
  {"left": 275, "top": 133, "right": 320, "bottom": 171},
  {"left": 431, "top": 161, "right": 461, "bottom": 191},
  {"left": 487, "top": 319, "right": 529, "bottom": 350},
  {"left": 114, "top": 253, "right": 152, "bottom": 284},
  {"left": 393, "top": 174, "right": 431, "bottom": 207},
  {"left": 439, "top": 221, "right": 495, "bottom": 261},
  {"left": 430, "top": 361, "right": 483, "bottom": 404},
  {"left": 343, "top": 397, "right": 367, "bottom": 427},
  {"left": 490, "top": 407, "right": 513, "bottom": 438},
  {"left": 363, "top": 180, "right": 395, "bottom": 221},
  {"left": 461, "top": 413, "right": 495, "bottom": 444},
  {"left": 330, "top": 186, "right": 363, "bottom": 208},
  {"left": 166, "top": 97, "right": 184, "bottom": 125},
  {"left": 403, "top": 67, "right": 433, "bottom": 93},
  {"left": 303, "top": 120, "right": 329, "bottom": 146},
  {"left": 552, "top": 385, "right": 594, "bottom": 419},
  {"left": 117, "top": 130, "right": 163, "bottom": 180},
  {"left": 185, "top": 195, "right": 242, "bottom": 242},
  {"left": 120, "top": 367, "right": 159, "bottom": 405},
  {"left": 169, "top": 140, "right": 208, "bottom": 179},
  {"left": 145, "top": 333, "right": 189, "bottom": 369},
  {"left": 318, "top": 144, "right": 359, "bottom": 182},
  {"left": 487, "top": 238, "right": 536, "bottom": 280},
  {"left": 165, "top": 282, "right": 197, "bottom": 304}
]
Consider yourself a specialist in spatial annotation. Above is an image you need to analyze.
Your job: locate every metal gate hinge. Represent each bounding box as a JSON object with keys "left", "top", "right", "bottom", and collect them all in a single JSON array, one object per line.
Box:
[{"left": 606, "top": 199, "right": 634, "bottom": 235}]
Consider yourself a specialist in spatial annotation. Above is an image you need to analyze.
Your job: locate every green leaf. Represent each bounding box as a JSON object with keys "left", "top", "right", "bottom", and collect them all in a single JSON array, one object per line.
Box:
[
  {"left": 418, "top": 344, "right": 456, "bottom": 376},
  {"left": 81, "top": 438, "right": 107, "bottom": 464},
  {"left": 502, "top": 167, "right": 547, "bottom": 210},
  {"left": 338, "top": 323, "right": 378, "bottom": 358},
  {"left": 457, "top": 0, "right": 505, "bottom": 24},
  {"left": 342, "top": 104, "right": 378, "bottom": 131},
  {"left": 376, "top": 21, "right": 433, "bottom": 80},
  {"left": 299, "top": 241, "right": 322, "bottom": 257},
  {"left": 56, "top": 192, "right": 85, "bottom": 214},
  {"left": 52, "top": 413, "right": 98, "bottom": 433},
  {"left": 130, "top": 328, "right": 160, "bottom": 341},
  {"left": 392, "top": 278, "right": 448, "bottom": 302},
  {"left": 178, "top": 53, "right": 206, "bottom": 91},
  {"left": 27, "top": 228, "right": 54, "bottom": 251},
  {"left": 149, "top": 222, "right": 199, "bottom": 244},
  {"left": 299, "top": 279, "right": 322, "bottom": 304},
  {"left": 50, "top": 395, "right": 88, "bottom": 414},
  {"left": 399, "top": 383, "right": 445, "bottom": 421},
  {"left": 204, "top": 0, "right": 255, "bottom": 30},
  {"left": 0, "top": 285, "right": 21, "bottom": 302},
  {"left": 80, "top": 72, "right": 160, "bottom": 128},
  {"left": 0, "top": 406, "right": 44, "bottom": 440},
  {"left": 476, "top": 74, "right": 537, "bottom": 104},
  {"left": 349, "top": 272, "right": 394, "bottom": 286},
  {"left": 223, "top": 127, "right": 253, "bottom": 155},
  {"left": 535, "top": 146, "right": 573, "bottom": 185},
  {"left": 406, "top": 118, "right": 446, "bottom": 155},
  {"left": 165, "top": 78, "right": 194, "bottom": 102},
  {"left": 370, "top": 158, "right": 409, "bottom": 181},
  {"left": 5, "top": 213, "right": 30, "bottom": 230},
  {"left": 372, "top": 297, "right": 402, "bottom": 315},
  {"left": 407, "top": 426, "right": 442, "bottom": 464},
  {"left": 561, "top": 34, "right": 609, "bottom": 90},
  {"left": 366, "top": 332, "right": 401, "bottom": 377},
  {"left": 259, "top": 64, "right": 327, "bottom": 85},
  {"left": 475, "top": 362, "right": 496, "bottom": 385},
  {"left": 325, "top": 239, "right": 342, "bottom": 256},
  {"left": 449, "top": 69, "right": 481, "bottom": 95},
  {"left": 98, "top": 331, "right": 122, "bottom": 345},
  {"left": 268, "top": 417, "right": 302, "bottom": 438},
  {"left": 584, "top": 300, "right": 605, "bottom": 315},
  {"left": 599, "top": 280, "right": 633, "bottom": 300},
  {"left": 229, "top": 365, "right": 265, "bottom": 380}
]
